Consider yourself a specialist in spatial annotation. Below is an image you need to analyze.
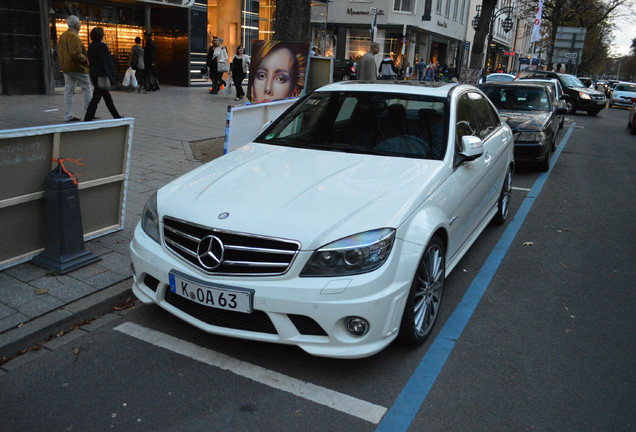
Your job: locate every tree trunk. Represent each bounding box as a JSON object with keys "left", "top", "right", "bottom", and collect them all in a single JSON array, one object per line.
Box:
[
  {"left": 469, "top": 0, "right": 498, "bottom": 71},
  {"left": 274, "top": 0, "right": 312, "bottom": 43}
]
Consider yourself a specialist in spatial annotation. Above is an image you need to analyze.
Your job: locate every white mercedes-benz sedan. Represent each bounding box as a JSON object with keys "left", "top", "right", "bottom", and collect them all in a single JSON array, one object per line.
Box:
[{"left": 130, "top": 81, "right": 514, "bottom": 359}]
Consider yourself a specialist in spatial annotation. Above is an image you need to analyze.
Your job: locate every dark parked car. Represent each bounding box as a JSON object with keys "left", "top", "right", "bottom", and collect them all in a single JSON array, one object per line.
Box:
[
  {"left": 516, "top": 70, "right": 606, "bottom": 115},
  {"left": 480, "top": 81, "right": 567, "bottom": 171},
  {"left": 333, "top": 59, "right": 357, "bottom": 81}
]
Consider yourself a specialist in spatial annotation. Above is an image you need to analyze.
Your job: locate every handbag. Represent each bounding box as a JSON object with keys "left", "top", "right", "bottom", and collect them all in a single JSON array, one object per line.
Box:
[
  {"left": 97, "top": 76, "right": 110, "bottom": 90},
  {"left": 217, "top": 61, "right": 229, "bottom": 73}
]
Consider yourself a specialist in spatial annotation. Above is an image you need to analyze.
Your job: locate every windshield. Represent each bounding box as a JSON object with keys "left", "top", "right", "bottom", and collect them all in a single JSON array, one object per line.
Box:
[
  {"left": 561, "top": 75, "right": 584, "bottom": 88},
  {"left": 256, "top": 91, "right": 449, "bottom": 160},
  {"left": 615, "top": 84, "right": 636, "bottom": 92},
  {"left": 482, "top": 86, "right": 551, "bottom": 112}
]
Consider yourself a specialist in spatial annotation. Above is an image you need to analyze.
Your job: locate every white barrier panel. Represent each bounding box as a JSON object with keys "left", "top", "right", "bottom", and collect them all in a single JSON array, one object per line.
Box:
[
  {"left": 0, "top": 119, "right": 134, "bottom": 269},
  {"left": 224, "top": 98, "right": 297, "bottom": 154}
]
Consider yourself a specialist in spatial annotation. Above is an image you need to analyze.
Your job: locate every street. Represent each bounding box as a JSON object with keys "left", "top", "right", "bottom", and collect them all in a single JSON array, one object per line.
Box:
[{"left": 0, "top": 106, "right": 634, "bottom": 432}]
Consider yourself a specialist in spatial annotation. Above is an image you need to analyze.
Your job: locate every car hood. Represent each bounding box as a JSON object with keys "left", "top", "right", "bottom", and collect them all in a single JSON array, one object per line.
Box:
[
  {"left": 569, "top": 86, "right": 604, "bottom": 96},
  {"left": 499, "top": 110, "right": 552, "bottom": 132},
  {"left": 157, "top": 143, "right": 445, "bottom": 250}
]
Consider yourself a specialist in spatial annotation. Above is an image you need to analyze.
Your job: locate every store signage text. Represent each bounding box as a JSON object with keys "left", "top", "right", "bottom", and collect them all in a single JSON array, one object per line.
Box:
[
  {"left": 347, "top": 8, "right": 385, "bottom": 16},
  {"left": 437, "top": 21, "right": 447, "bottom": 28}
]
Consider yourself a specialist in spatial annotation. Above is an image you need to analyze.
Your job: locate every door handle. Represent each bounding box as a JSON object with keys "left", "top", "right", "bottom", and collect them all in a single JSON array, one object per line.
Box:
[{"left": 484, "top": 154, "right": 492, "bottom": 165}]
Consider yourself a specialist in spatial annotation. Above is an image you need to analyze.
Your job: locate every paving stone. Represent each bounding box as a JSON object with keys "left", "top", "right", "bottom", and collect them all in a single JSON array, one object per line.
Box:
[
  {"left": 19, "top": 295, "right": 65, "bottom": 318},
  {"left": 43, "top": 328, "right": 88, "bottom": 351},
  {"left": 30, "top": 275, "right": 96, "bottom": 303},
  {"left": 83, "top": 270, "right": 129, "bottom": 290},
  {"left": 66, "top": 263, "right": 108, "bottom": 281},
  {"left": 0, "top": 278, "right": 42, "bottom": 309},
  {"left": 1, "top": 347, "right": 49, "bottom": 372},
  {"left": 3, "top": 262, "right": 49, "bottom": 283},
  {"left": 0, "top": 302, "right": 17, "bottom": 320},
  {"left": 97, "top": 251, "right": 133, "bottom": 276},
  {"left": 0, "top": 312, "right": 27, "bottom": 334}
]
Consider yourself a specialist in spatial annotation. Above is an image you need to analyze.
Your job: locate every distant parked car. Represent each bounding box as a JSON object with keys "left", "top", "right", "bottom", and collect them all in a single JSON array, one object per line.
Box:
[
  {"left": 609, "top": 82, "right": 636, "bottom": 108},
  {"left": 516, "top": 78, "right": 567, "bottom": 129},
  {"left": 628, "top": 97, "right": 636, "bottom": 135},
  {"left": 479, "top": 73, "right": 516, "bottom": 84},
  {"left": 480, "top": 81, "right": 567, "bottom": 171},
  {"left": 333, "top": 59, "right": 357, "bottom": 81},
  {"left": 515, "top": 70, "right": 606, "bottom": 115}
]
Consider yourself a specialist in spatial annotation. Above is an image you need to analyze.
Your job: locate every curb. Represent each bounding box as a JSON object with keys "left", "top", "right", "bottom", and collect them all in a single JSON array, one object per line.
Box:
[{"left": 0, "top": 278, "right": 133, "bottom": 360}]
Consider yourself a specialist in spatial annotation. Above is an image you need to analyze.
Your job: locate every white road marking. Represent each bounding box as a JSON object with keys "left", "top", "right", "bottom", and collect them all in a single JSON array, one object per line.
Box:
[
  {"left": 512, "top": 186, "right": 531, "bottom": 192},
  {"left": 114, "top": 322, "right": 387, "bottom": 424}
]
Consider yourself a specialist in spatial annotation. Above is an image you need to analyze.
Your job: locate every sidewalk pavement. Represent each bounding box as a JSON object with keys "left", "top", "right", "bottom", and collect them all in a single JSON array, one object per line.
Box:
[{"left": 0, "top": 84, "right": 241, "bottom": 360}]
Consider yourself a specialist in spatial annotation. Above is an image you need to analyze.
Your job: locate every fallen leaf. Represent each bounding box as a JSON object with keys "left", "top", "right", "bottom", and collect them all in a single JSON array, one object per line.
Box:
[
  {"left": 523, "top": 241, "right": 534, "bottom": 246},
  {"left": 34, "top": 288, "right": 49, "bottom": 295},
  {"left": 565, "top": 329, "right": 572, "bottom": 334},
  {"left": 73, "top": 348, "right": 80, "bottom": 356}
]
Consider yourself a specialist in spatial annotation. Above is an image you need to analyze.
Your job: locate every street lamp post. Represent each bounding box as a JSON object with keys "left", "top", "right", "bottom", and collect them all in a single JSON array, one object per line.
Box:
[{"left": 472, "top": 4, "right": 514, "bottom": 78}]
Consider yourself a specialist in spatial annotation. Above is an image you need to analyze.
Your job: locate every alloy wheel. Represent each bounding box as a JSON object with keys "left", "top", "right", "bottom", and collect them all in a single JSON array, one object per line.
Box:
[{"left": 413, "top": 243, "right": 444, "bottom": 337}]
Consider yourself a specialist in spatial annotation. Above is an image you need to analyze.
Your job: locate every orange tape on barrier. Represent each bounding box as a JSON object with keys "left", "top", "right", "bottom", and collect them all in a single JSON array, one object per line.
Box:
[{"left": 52, "top": 157, "right": 84, "bottom": 185}]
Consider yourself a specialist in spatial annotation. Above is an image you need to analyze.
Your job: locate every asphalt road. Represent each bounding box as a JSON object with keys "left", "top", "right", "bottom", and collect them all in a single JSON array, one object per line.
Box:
[{"left": 1, "top": 107, "right": 634, "bottom": 432}]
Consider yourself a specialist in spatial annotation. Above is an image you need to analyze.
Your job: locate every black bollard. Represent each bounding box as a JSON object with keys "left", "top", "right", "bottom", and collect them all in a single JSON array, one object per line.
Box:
[{"left": 32, "top": 161, "right": 100, "bottom": 274}]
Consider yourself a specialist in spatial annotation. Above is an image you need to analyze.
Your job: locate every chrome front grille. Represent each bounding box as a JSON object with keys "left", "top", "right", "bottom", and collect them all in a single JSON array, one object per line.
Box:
[
  {"left": 163, "top": 217, "right": 300, "bottom": 275},
  {"left": 591, "top": 94, "right": 605, "bottom": 102}
]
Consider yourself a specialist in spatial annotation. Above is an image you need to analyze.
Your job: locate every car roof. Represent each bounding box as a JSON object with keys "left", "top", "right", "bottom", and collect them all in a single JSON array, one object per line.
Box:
[
  {"left": 316, "top": 80, "right": 460, "bottom": 98},
  {"left": 479, "top": 81, "right": 549, "bottom": 89}
]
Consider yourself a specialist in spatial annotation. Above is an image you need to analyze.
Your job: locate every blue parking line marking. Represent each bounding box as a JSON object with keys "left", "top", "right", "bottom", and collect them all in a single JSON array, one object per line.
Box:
[{"left": 376, "top": 125, "right": 575, "bottom": 431}]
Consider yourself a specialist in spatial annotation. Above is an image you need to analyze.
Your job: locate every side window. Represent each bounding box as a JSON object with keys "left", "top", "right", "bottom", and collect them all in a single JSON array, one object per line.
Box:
[
  {"left": 469, "top": 92, "right": 499, "bottom": 138},
  {"left": 455, "top": 93, "right": 479, "bottom": 152}
]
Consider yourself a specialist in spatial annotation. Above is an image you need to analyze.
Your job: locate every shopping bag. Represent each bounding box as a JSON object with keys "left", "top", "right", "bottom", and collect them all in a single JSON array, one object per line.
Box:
[
  {"left": 130, "top": 73, "right": 138, "bottom": 88},
  {"left": 222, "top": 81, "right": 232, "bottom": 94},
  {"left": 123, "top": 67, "right": 134, "bottom": 86}
]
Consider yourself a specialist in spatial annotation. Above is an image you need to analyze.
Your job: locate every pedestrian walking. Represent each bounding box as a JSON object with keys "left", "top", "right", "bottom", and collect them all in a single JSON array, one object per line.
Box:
[
  {"left": 230, "top": 45, "right": 250, "bottom": 101},
  {"left": 357, "top": 42, "right": 380, "bottom": 81},
  {"left": 424, "top": 63, "right": 435, "bottom": 81},
  {"left": 144, "top": 32, "right": 159, "bottom": 91},
  {"left": 58, "top": 15, "right": 92, "bottom": 122},
  {"left": 379, "top": 55, "right": 397, "bottom": 80},
  {"left": 84, "top": 27, "right": 121, "bottom": 121},
  {"left": 404, "top": 62, "right": 413, "bottom": 81},
  {"left": 207, "top": 36, "right": 229, "bottom": 94},
  {"left": 128, "top": 36, "right": 145, "bottom": 93},
  {"left": 416, "top": 59, "right": 426, "bottom": 81}
]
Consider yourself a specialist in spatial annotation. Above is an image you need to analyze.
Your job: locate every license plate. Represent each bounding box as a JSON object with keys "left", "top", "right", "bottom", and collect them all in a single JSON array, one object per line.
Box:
[{"left": 169, "top": 272, "right": 253, "bottom": 313}]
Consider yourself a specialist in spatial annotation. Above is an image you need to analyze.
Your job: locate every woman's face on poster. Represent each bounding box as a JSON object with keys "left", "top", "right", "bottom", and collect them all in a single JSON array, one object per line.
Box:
[{"left": 253, "top": 47, "right": 295, "bottom": 103}]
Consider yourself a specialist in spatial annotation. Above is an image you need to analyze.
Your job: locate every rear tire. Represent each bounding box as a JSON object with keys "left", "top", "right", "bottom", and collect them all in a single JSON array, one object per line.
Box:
[
  {"left": 398, "top": 236, "right": 445, "bottom": 345},
  {"left": 492, "top": 166, "right": 512, "bottom": 225}
]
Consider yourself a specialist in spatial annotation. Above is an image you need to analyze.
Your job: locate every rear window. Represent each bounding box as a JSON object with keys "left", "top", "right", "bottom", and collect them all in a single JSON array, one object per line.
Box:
[{"left": 616, "top": 84, "right": 636, "bottom": 92}]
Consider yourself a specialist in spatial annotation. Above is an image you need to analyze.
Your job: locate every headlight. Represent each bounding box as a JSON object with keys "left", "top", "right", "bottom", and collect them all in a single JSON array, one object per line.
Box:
[
  {"left": 300, "top": 228, "right": 395, "bottom": 277},
  {"left": 141, "top": 191, "right": 161, "bottom": 243},
  {"left": 517, "top": 131, "right": 547, "bottom": 143},
  {"left": 579, "top": 92, "right": 592, "bottom": 100}
]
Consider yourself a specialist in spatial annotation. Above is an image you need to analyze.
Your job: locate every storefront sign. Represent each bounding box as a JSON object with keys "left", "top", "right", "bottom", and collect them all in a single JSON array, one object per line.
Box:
[
  {"left": 437, "top": 21, "right": 447, "bottom": 28},
  {"left": 137, "top": 0, "right": 194, "bottom": 7},
  {"left": 346, "top": 8, "right": 385, "bottom": 16}
]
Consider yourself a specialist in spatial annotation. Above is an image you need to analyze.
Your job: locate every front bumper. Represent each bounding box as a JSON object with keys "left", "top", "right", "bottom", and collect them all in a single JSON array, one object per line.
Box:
[
  {"left": 514, "top": 140, "right": 550, "bottom": 163},
  {"left": 130, "top": 223, "right": 423, "bottom": 359}
]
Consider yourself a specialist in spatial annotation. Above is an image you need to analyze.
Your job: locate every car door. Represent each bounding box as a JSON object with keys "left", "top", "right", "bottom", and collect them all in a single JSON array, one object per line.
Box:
[{"left": 448, "top": 92, "right": 493, "bottom": 256}]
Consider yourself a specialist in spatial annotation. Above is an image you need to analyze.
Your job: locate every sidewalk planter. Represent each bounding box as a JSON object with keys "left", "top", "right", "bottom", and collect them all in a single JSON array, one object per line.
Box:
[{"left": 0, "top": 119, "right": 134, "bottom": 270}]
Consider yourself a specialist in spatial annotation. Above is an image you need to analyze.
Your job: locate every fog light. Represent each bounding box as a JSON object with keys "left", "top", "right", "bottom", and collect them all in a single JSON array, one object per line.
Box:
[{"left": 346, "top": 317, "right": 369, "bottom": 336}]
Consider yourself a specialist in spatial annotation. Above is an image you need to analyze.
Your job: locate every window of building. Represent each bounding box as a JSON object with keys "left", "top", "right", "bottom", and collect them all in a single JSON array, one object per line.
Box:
[
  {"left": 445, "top": 0, "right": 452, "bottom": 17},
  {"left": 436, "top": 0, "right": 443, "bottom": 14},
  {"left": 458, "top": 0, "right": 466, "bottom": 24},
  {"left": 453, "top": 0, "right": 459, "bottom": 21},
  {"left": 394, "top": 0, "right": 414, "bottom": 12}
]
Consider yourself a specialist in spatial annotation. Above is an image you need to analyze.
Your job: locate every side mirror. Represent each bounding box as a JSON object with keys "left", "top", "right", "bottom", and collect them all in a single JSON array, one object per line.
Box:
[
  {"left": 556, "top": 106, "right": 568, "bottom": 115},
  {"left": 460, "top": 135, "right": 484, "bottom": 159}
]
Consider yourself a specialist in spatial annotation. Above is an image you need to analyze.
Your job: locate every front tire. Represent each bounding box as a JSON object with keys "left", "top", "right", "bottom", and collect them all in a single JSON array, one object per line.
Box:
[
  {"left": 492, "top": 166, "right": 512, "bottom": 225},
  {"left": 398, "top": 236, "right": 445, "bottom": 345},
  {"left": 565, "top": 99, "right": 577, "bottom": 114},
  {"left": 537, "top": 147, "right": 551, "bottom": 172}
]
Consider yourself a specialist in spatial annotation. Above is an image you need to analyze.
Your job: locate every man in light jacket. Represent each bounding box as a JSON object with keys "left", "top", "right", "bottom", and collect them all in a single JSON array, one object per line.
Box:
[
  {"left": 58, "top": 15, "right": 92, "bottom": 122},
  {"left": 357, "top": 42, "right": 380, "bottom": 81}
]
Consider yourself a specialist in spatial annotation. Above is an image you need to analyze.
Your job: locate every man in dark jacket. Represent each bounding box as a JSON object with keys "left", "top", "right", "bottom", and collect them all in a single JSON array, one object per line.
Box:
[
  {"left": 144, "top": 32, "right": 159, "bottom": 91},
  {"left": 58, "top": 15, "right": 92, "bottom": 122}
]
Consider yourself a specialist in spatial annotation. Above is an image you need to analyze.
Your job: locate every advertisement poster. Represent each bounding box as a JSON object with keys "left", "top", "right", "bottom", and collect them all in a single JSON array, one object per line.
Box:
[{"left": 247, "top": 40, "right": 310, "bottom": 103}]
